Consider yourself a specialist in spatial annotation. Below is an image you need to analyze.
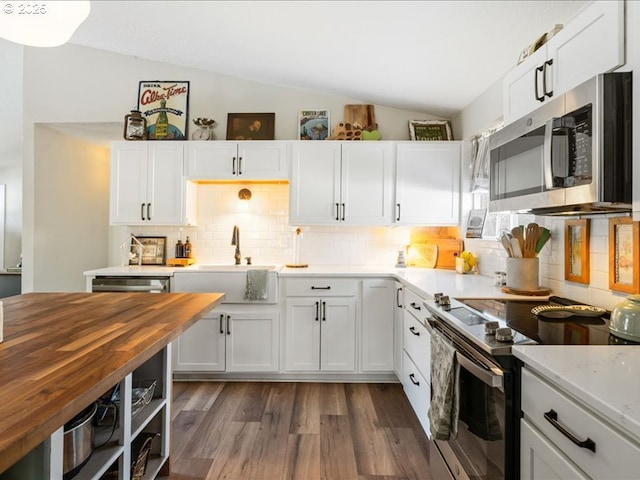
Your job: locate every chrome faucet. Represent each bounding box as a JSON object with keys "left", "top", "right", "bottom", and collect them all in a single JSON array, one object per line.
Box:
[{"left": 231, "top": 225, "right": 241, "bottom": 265}]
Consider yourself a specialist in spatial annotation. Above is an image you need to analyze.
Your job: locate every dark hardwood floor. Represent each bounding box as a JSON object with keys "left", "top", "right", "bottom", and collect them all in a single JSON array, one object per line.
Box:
[{"left": 164, "top": 382, "right": 432, "bottom": 480}]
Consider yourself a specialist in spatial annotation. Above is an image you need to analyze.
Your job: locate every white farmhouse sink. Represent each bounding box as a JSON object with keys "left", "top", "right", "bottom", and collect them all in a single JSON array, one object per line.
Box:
[{"left": 173, "top": 266, "right": 279, "bottom": 303}]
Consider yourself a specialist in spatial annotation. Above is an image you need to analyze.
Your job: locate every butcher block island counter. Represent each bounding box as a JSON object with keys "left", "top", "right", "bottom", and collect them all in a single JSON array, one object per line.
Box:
[{"left": 0, "top": 292, "right": 224, "bottom": 479}]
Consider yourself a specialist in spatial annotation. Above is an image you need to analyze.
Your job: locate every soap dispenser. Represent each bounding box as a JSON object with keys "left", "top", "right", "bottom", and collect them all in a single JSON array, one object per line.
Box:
[{"left": 184, "top": 237, "right": 192, "bottom": 258}]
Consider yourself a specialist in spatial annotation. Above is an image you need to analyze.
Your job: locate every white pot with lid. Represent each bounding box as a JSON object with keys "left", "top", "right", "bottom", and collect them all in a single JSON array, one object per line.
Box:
[{"left": 609, "top": 294, "right": 640, "bottom": 341}]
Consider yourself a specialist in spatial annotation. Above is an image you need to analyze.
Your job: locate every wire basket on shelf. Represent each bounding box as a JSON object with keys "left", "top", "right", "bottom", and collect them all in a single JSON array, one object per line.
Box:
[{"left": 131, "top": 379, "right": 157, "bottom": 419}]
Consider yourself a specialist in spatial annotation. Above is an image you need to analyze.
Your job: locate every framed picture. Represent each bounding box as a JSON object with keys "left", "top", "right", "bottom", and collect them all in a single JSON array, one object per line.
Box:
[
  {"left": 130, "top": 236, "right": 167, "bottom": 266},
  {"left": 609, "top": 217, "right": 640, "bottom": 294},
  {"left": 465, "top": 209, "right": 487, "bottom": 238},
  {"left": 564, "top": 219, "right": 590, "bottom": 284},
  {"left": 226, "top": 113, "right": 275, "bottom": 140},
  {"left": 298, "top": 109, "right": 330, "bottom": 140},
  {"left": 138, "top": 81, "right": 189, "bottom": 140},
  {"left": 408, "top": 120, "right": 453, "bottom": 141}
]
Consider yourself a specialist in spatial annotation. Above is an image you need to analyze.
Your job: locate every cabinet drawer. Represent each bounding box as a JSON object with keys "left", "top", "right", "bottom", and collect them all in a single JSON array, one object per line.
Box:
[
  {"left": 522, "top": 367, "right": 640, "bottom": 479},
  {"left": 403, "top": 287, "right": 427, "bottom": 321},
  {"left": 403, "top": 309, "right": 430, "bottom": 380},
  {"left": 402, "top": 351, "right": 430, "bottom": 437},
  {"left": 284, "top": 278, "right": 357, "bottom": 296}
]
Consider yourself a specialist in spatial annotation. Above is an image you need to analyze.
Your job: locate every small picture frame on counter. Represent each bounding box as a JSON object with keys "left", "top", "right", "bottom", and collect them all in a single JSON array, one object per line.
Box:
[
  {"left": 130, "top": 236, "right": 167, "bottom": 266},
  {"left": 226, "top": 112, "right": 275, "bottom": 140}
]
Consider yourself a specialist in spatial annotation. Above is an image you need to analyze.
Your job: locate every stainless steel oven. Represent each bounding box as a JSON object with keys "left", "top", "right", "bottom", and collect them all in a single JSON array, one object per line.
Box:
[{"left": 426, "top": 301, "right": 520, "bottom": 480}]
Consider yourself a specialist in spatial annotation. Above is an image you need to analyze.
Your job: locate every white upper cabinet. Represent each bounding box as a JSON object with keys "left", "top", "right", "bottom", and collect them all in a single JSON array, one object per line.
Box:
[
  {"left": 110, "top": 141, "right": 196, "bottom": 225},
  {"left": 394, "top": 142, "right": 461, "bottom": 226},
  {"left": 503, "top": 1, "right": 624, "bottom": 124},
  {"left": 185, "top": 141, "right": 288, "bottom": 180},
  {"left": 289, "top": 141, "right": 394, "bottom": 225}
]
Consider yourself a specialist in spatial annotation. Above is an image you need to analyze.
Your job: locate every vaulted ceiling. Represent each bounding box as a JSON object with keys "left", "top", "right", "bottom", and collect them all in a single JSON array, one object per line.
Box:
[{"left": 71, "top": 1, "right": 588, "bottom": 117}]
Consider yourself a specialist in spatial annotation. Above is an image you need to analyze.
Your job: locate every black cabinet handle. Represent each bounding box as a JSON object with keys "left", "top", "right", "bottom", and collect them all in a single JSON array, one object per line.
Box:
[
  {"left": 341, "top": 203, "right": 345, "bottom": 221},
  {"left": 396, "top": 203, "right": 401, "bottom": 222},
  {"left": 396, "top": 287, "right": 402, "bottom": 308},
  {"left": 140, "top": 203, "right": 145, "bottom": 221},
  {"left": 226, "top": 315, "right": 231, "bottom": 335},
  {"left": 219, "top": 314, "right": 224, "bottom": 334},
  {"left": 238, "top": 156, "right": 243, "bottom": 175},
  {"left": 544, "top": 409, "right": 596, "bottom": 453},
  {"left": 535, "top": 64, "right": 545, "bottom": 102},
  {"left": 315, "top": 301, "right": 319, "bottom": 321},
  {"left": 232, "top": 156, "right": 237, "bottom": 175},
  {"left": 311, "top": 286, "right": 331, "bottom": 290},
  {"left": 543, "top": 59, "right": 553, "bottom": 98},
  {"left": 409, "top": 373, "right": 420, "bottom": 386},
  {"left": 410, "top": 302, "right": 421, "bottom": 311},
  {"left": 335, "top": 203, "right": 340, "bottom": 221},
  {"left": 322, "top": 301, "right": 326, "bottom": 321},
  {"left": 146, "top": 203, "right": 151, "bottom": 221},
  {"left": 409, "top": 326, "right": 420, "bottom": 336}
]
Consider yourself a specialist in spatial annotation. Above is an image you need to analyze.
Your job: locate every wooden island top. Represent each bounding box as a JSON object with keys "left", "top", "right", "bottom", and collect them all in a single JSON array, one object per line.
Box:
[{"left": 0, "top": 291, "right": 224, "bottom": 474}]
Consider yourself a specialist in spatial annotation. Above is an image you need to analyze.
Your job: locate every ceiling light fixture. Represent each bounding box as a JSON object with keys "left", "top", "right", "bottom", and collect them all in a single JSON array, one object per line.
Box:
[{"left": 0, "top": 1, "right": 90, "bottom": 47}]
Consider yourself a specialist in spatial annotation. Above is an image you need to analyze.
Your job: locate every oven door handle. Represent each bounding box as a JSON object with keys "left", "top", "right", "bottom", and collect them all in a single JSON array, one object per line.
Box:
[{"left": 455, "top": 350, "right": 504, "bottom": 388}]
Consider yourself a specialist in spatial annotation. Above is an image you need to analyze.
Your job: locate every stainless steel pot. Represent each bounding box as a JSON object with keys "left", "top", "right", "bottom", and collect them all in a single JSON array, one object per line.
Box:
[{"left": 63, "top": 402, "right": 96, "bottom": 479}]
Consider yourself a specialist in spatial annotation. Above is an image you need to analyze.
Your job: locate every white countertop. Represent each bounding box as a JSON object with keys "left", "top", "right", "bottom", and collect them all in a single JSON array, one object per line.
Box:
[{"left": 513, "top": 345, "right": 640, "bottom": 442}]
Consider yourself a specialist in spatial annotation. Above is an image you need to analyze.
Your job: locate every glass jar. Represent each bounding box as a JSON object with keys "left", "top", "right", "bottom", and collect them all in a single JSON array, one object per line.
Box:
[{"left": 124, "top": 109, "right": 147, "bottom": 140}]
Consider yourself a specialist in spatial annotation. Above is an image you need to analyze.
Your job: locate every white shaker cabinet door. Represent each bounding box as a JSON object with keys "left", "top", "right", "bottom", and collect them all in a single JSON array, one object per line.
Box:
[
  {"left": 173, "top": 312, "right": 226, "bottom": 372},
  {"left": 395, "top": 142, "right": 461, "bottom": 225},
  {"left": 320, "top": 297, "right": 357, "bottom": 372},
  {"left": 226, "top": 311, "right": 279, "bottom": 372},
  {"left": 110, "top": 142, "right": 148, "bottom": 224},
  {"left": 146, "top": 142, "right": 187, "bottom": 224},
  {"left": 285, "top": 297, "right": 322, "bottom": 371},
  {"left": 361, "top": 278, "right": 395, "bottom": 372},
  {"left": 341, "top": 142, "right": 393, "bottom": 225},
  {"left": 289, "top": 142, "right": 342, "bottom": 224}
]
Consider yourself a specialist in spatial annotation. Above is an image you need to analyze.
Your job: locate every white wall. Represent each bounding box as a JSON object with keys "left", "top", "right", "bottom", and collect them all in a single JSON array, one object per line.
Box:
[
  {"left": 0, "top": 39, "right": 24, "bottom": 271},
  {"left": 33, "top": 125, "right": 110, "bottom": 291},
  {"left": 20, "top": 43, "right": 446, "bottom": 291}
]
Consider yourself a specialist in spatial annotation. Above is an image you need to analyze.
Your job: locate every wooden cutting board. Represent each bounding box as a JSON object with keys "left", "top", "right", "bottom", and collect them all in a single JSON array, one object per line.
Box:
[
  {"left": 410, "top": 239, "right": 463, "bottom": 269},
  {"left": 411, "top": 243, "right": 438, "bottom": 268},
  {"left": 344, "top": 104, "right": 376, "bottom": 129}
]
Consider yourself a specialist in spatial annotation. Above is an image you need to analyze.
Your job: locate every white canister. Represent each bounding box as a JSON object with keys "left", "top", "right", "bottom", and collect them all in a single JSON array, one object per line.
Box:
[{"left": 506, "top": 257, "right": 539, "bottom": 291}]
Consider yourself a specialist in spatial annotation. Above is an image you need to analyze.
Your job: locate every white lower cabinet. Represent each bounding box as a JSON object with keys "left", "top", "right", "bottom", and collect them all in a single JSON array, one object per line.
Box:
[
  {"left": 401, "top": 287, "right": 431, "bottom": 437},
  {"left": 284, "top": 277, "right": 357, "bottom": 372},
  {"left": 521, "top": 366, "right": 640, "bottom": 479},
  {"left": 173, "top": 307, "right": 279, "bottom": 373},
  {"left": 285, "top": 296, "right": 356, "bottom": 371},
  {"left": 402, "top": 351, "right": 430, "bottom": 436},
  {"left": 361, "top": 279, "right": 395, "bottom": 372},
  {"left": 521, "top": 419, "right": 589, "bottom": 480}
]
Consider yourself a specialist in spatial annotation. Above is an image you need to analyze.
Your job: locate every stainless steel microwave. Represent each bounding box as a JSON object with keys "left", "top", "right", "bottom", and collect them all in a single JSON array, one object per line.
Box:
[{"left": 488, "top": 72, "right": 632, "bottom": 216}]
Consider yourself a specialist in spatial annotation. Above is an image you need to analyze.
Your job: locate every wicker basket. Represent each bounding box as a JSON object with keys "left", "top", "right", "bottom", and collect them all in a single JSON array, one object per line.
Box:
[{"left": 131, "top": 435, "right": 154, "bottom": 480}]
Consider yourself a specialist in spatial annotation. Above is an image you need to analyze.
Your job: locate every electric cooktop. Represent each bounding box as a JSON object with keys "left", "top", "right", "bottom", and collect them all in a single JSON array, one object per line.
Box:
[{"left": 458, "top": 296, "right": 636, "bottom": 346}]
